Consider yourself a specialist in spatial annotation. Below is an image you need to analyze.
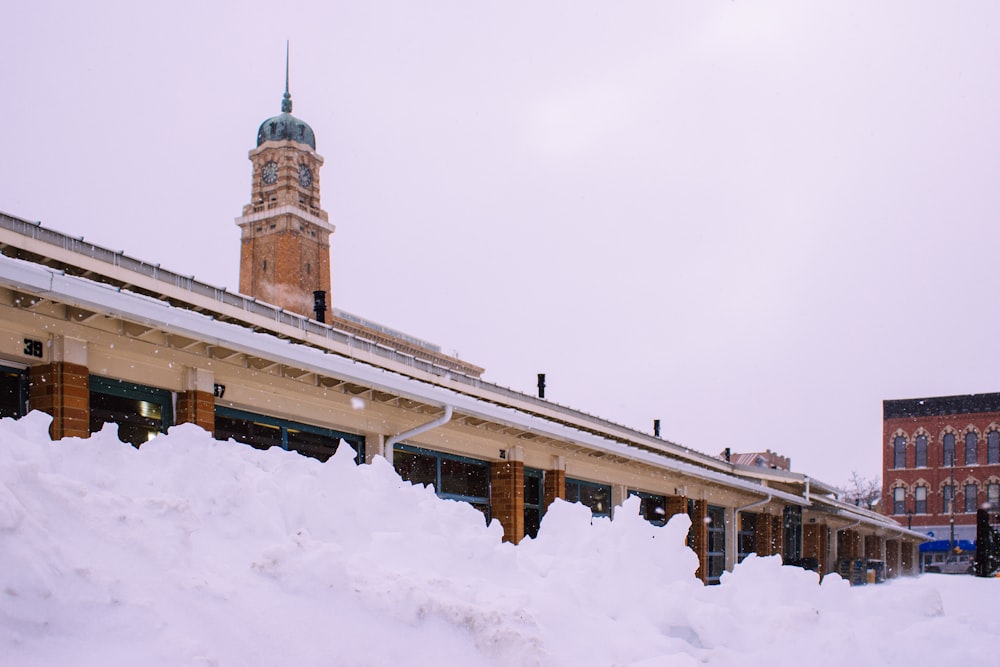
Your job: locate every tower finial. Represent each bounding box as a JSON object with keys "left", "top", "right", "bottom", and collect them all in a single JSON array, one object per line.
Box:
[{"left": 281, "top": 40, "right": 292, "bottom": 113}]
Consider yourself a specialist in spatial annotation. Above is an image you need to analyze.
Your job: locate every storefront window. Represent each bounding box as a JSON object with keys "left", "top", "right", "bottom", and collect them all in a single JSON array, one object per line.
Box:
[
  {"left": 89, "top": 376, "right": 172, "bottom": 447},
  {"left": 565, "top": 478, "right": 612, "bottom": 518},
  {"left": 215, "top": 406, "right": 364, "bottom": 463}
]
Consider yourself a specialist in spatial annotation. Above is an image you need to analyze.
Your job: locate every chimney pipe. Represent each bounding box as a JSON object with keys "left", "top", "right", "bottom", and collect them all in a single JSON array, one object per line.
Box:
[
  {"left": 653, "top": 419, "right": 661, "bottom": 438},
  {"left": 313, "top": 290, "right": 327, "bottom": 324},
  {"left": 537, "top": 373, "right": 546, "bottom": 399}
]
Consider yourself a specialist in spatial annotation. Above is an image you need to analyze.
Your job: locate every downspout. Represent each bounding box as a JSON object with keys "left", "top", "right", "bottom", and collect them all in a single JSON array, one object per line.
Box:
[{"left": 383, "top": 405, "right": 453, "bottom": 466}]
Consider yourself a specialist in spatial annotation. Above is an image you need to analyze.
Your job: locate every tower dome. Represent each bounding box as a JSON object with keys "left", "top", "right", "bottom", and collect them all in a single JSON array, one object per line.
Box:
[{"left": 256, "top": 49, "right": 316, "bottom": 149}]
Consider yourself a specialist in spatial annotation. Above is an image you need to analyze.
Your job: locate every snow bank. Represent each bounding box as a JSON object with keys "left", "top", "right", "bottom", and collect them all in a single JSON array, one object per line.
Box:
[{"left": 2, "top": 412, "right": 998, "bottom": 666}]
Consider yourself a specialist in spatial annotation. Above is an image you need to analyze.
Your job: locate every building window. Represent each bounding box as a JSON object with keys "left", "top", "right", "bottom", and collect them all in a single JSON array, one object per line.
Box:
[
  {"left": 393, "top": 444, "right": 490, "bottom": 520},
  {"left": 215, "top": 406, "right": 365, "bottom": 464},
  {"left": 965, "top": 484, "right": 978, "bottom": 513},
  {"left": 707, "top": 505, "right": 727, "bottom": 585},
  {"left": 565, "top": 478, "right": 612, "bottom": 518},
  {"left": 965, "top": 432, "right": 979, "bottom": 466},
  {"left": 893, "top": 435, "right": 906, "bottom": 468},
  {"left": 782, "top": 505, "right": 802, "bottom": 563},
  {"left": 943, "top": 433, "right": 956, "bottom": 467},
  {"left": 915, "top": 486, "right": 927, "bottom": 514},
  {"left": 915, "top": 434, "right": 928, "bottom": 468},
  {"left": 988, "top": 483, "right": 1000, "bottom": 510},
  {"left": 737, "top": 512, "right": 757, "bottom": 563},
  {"left": 893, "top": 487, "right": 905, "bottom": 515},
  {"left": 0, "top": 364, "right": 28, "bottom": 419},
  {"left": 943, "top": 485, "right": 955, "bottom": 514},
  {"left": 989, "top": 431, "right": 1000, "bottom": 465},
  {"left": 89, "top": 376, "right": 173, "bottom": 447},
  {"left": 628, "top": 490, "right": 667, "bottom": 526},
  {"left": 524, "top": 468, "right": 544, "bottom": 539}
]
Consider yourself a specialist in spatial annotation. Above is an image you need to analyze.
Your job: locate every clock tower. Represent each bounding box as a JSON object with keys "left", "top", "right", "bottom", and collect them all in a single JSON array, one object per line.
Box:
[{"left": 236, "top": 54, "right": 333, "bottom": 318}]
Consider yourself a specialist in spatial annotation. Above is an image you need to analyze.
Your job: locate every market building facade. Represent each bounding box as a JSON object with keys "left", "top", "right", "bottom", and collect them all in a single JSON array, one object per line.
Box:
[{"left": 0, "top": 76, "right": 924, "bottom": 584}]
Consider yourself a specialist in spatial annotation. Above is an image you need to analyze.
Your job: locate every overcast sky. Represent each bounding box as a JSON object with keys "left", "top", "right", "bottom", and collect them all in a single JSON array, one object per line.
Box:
[{"left": 3, "top": 2, "right": 999, "bottom": 486}]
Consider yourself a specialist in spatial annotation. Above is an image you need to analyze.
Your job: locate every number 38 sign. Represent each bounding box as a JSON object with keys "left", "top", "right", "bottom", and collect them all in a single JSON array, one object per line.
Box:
[{"left": 23, "top": 337, "right": 44, "bottom": 358}]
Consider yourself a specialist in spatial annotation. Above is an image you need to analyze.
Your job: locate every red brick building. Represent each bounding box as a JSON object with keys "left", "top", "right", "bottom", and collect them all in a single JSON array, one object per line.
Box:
[{"left": 883, "top": 393, "right": 1000, "bottom": 550}]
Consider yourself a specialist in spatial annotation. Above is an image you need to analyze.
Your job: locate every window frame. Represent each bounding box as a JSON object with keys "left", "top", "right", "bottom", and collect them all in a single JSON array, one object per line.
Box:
[
  {"left": 628, "top": 489, "right": 668, "bottom": 526},
  {"left": 965, "top": 431, "right": 978, "bottom": 466},
  {"left": 892, "top": 435, "right": 906, "bottom": 469},
  {"left": 215, "top": 406, "right": 365, "bottom": 464},
  {"left": 893, "top": 487, "right": 905, "bottom": 515},
  {"left": 393, "top": 443, "right": 490, "bottom": 520},
  {"left": 0, "top": 363, "right": 28, "bottom": 420},
  {"left": 964, "top": 483, "right": 978, "bottom": 513},
  {"left": 565, "top": 477, "right": 612, "bottom": 518},
  {"left": 915, "top": 486, "right": 927, "bottom": 514},
  {"left": 523, "top": 468, "right": 544, "bottom": 539},
  {"left": 943, "top": 433, "right": 956, "bottom": 467},
  {"left": 89, "top": 375, "right": 173, "bottom": 446},
  {"left": 915, "top": 434, "right": 928, "bottom": 468},
  {"left": 989, "top": 431, "right": 1000, "bottom": 465},
  {"left": 706, "top": 505, "right": 727, "bottom": 585}
]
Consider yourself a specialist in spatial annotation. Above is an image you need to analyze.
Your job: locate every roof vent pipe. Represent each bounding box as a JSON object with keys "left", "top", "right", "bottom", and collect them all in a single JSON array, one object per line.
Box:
[
  {"left": 537, "top": 373, "right": 546, "bottom": 399},
  {"left": 653, "top": 419, "right": 661, "bottom": 438}
]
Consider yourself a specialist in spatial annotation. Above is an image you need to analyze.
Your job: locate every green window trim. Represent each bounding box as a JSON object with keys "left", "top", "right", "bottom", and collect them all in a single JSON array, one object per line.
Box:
[
  {"left": 392, "top": 443, "right": 491, "bottom": 521},
  {"left": 565, "top": 477, "right": 612, "bottom": 518},
  {"left": 214, "top": 406, "right": 365, "bottom": 464}
]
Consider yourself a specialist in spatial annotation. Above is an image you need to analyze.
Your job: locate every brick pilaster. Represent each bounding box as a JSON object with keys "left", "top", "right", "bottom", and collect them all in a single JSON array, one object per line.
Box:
[
  {"left": 771, "top": 514, "right": 783, "bottom": 556},
  {"left": 543, "top": 468, "right": 565, "bottom": 509},
  {"left": 28, "top": 362, "right": 90, "bottom": 440},
  {"left": 490, "top": 460, "right": 525, "bottom": 544},
  {"left": 804, "top": 523, "right": 830, "bottom": 575},
  {"left": 885, "top": 540, "right": 900, "bottom": 578},
  {"left": 664, "top": 495, "right": 687, "bottom": 522},
  {"left": 755, "top": 513, "right": 774, "bottom": 556},
  {"left": 687, "top": 500, "right": 708, "bottom": 583},
  {"left": 176, "top": 389, "right": 215, "bottom": 432}
]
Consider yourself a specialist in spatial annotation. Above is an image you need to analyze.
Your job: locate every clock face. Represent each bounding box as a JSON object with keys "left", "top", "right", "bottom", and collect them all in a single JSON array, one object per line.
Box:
[
  {"left": 298, "top": 164, "right": 313, "bottom": 189},
  {"left": 261, "top": 161, "right": 278, "bottom": 185}
]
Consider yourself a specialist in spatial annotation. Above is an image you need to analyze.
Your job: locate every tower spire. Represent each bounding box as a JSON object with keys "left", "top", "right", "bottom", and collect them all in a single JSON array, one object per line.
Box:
[{"left": 281, "top": 40, "right": 292, "bottom": 113}]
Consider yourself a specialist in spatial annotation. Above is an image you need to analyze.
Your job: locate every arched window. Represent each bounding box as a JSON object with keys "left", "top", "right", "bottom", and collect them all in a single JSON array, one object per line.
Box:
[
  {"left": 965, "top": 483, "right": 979, "bottom": 513},
  {"left": 989, "top": 431, "right": 1000, "bottom": 465},
  {"left": 943, "top": 433, "right": 956, "bottom": 467},
  {"left": 893, "top": 435, "right": 906, "bottom": 468},
  {"left": 893, "top": 487, "right": 905, "bottom": 515},
  {"left": 915, "top": 434, "right": 928, "bottom": 467},
  {"left": 915, "top": 486, "right": 927, "bottom": 514},
  {"left": 965, "top": 431, "right": 979, "bottom": 466}
]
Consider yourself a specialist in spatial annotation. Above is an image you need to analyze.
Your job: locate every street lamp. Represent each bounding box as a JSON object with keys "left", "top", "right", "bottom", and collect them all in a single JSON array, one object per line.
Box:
[{"left": 906, "top": 509, "right": 913, "bottom": 530}]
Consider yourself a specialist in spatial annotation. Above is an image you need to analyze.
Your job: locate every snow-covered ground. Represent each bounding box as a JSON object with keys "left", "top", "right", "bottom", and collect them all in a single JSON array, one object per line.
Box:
[{"left": 2, "top": 412, "right": 998, "bottom": 667}]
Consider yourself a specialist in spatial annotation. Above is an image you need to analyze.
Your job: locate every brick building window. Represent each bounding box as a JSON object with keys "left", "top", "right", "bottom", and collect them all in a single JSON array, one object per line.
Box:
[
  {"left": 943, "top": 433, "right": 956, "bottom": 467},
  {"left": 915, "top": 434, "right": 928, "bottom": 468},
  {"left": 988, "top": 483, "right": 1000, "bottom": 510},
  {"left": 965, "top": 484, "right": 979, "bottom": 513},
  {"left": 565, "top": 478, "right": 612, "bottom": 518},
  {"left": 915, "top": 486, "right": 927, "bottom": 514},
  {"left": 965, "top": 432, "right": 978, "bottom": 466},
  {"left": 893, "top": 435, "right": 906, "bottom": 468},
  {"left": 943, "top": 485, "right": 955, "bottom": 514},
  {"left": 893, "top": 487, "right": 905, "bottom": 515},
  {"left": 989, "top": 431, "right": 1000, "bottom": 465}
]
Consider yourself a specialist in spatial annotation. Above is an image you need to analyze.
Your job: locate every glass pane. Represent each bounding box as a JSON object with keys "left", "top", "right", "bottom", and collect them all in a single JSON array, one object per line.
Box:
[
  {"left": 639, "top": 495, "right": 667, "bottom": 525},
  {"left": 439, "top": 458, "right": 489, "bottom": 499},
  {"left": 524, "top": 473, "right": 542, "bottom": 506},
  {"left": 214, "top": 414, "right": 282, "bottom": 450},
  {"left": 394, "top": 449, "right": 437, "bottom": 488},
  {"left": 989, "top": 432, "right": 1000, "bottom": 465},
  {"left": 915, "top": 435, "right": 928, "bottom": 467},
  {"left": 965, "top": 485, "right": 978, "bottom": 513},
  {"left": 0, "top": 369, "right": 25, "bottom": 419},
  {"left": 89, "top": 392, "right": 162, "bottom": 447},
  {"left": 287, "top": 428, "right": 338, "bottom": 462},
  {"left": 894, "top": 436, "right": 906, "bottom": 468},
  {"left": 965, "top": 432, "right": 978, "bottom": 465},
  {"left": 524, "top": 507, "right": 541, "bottom": 539}
]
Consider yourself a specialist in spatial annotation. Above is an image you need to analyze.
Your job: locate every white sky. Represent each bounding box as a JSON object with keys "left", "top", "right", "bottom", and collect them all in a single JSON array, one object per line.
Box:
[{"left": 3, "top": 2, "right": 999, "bottom": 485}]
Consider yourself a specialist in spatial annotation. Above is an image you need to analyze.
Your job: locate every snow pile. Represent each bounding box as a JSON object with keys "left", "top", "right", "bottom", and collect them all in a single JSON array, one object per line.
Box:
[{"left": 2, "top": 412, "right": 999, "bottom": 666}]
